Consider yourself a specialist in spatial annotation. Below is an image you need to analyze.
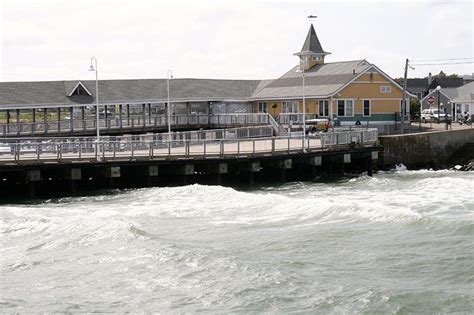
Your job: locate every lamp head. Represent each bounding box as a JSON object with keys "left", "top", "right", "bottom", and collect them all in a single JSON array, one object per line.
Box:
[
  {"left": 89, "top": 64, "right": 95, "bottom": 72},
  {"left": 436, "top": 85, "right": 441, "bottom": 91}
]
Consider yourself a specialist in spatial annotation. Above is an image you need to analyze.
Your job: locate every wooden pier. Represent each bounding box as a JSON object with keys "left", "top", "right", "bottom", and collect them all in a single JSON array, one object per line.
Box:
[{"left": 0, "top": 129, "right": 380, "bottom": 199}]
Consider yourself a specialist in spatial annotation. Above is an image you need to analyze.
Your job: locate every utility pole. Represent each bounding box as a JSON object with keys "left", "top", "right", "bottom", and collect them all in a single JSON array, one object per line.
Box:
[{"left": 401, "top": 58, "right": 409, "bottom": 134}]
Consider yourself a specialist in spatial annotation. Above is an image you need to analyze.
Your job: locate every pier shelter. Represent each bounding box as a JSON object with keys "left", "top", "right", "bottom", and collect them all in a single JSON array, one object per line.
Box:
[{"left": 0, "top": 24, "right": 413, "bottom": 137}]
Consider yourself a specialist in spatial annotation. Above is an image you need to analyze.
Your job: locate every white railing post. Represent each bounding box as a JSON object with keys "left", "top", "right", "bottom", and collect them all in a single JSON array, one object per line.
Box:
[
  {"left": 237, "top": 139, "right": 240, "bottom": 157},
  {"left": 168, "top": 138, "right": 171, "bottom": 158}
]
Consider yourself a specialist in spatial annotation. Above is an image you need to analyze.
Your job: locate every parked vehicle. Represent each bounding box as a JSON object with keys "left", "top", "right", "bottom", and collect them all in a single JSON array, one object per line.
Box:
[{"left": 421, "top": 108, "right": 452, "bottom": 123}]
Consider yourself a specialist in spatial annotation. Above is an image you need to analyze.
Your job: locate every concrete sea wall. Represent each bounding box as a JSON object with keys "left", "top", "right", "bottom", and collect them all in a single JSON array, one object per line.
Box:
[{"left": 379, "top": 129, "right": 474, "bottom": 168}]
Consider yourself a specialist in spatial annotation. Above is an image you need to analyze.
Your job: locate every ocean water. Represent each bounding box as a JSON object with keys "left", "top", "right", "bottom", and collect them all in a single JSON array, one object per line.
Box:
[{"left": 1, "top": 170, "right": 473, "bottom": 313}]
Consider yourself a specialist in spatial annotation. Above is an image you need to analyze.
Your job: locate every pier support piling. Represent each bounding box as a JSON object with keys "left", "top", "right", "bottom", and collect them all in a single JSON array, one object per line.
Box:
[
  {"left": 103, "top": 166, "right": 121, "bottom": 188},
  {"left": 27, "top": 170, "right": 41, "bottom": 198}
]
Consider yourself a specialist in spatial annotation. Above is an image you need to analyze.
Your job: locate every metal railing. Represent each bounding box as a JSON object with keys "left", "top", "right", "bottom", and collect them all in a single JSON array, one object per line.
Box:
[
  {"left": 268, "top": 114, "right": 288, "bottom": 136},
  {"left": 0, "top": 113, "right": 270, "bottom": 137},
  {"left": 278, "top": 113, "right": 320, "bottom": 124},
  {"left": 0, "top": 128, "right": 378, "bottom": 164}
]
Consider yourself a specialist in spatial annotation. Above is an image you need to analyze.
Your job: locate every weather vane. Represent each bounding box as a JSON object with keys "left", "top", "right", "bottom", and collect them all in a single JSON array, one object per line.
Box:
[{"left": 308, "top": 15, "right": 317, "bottom": 24}]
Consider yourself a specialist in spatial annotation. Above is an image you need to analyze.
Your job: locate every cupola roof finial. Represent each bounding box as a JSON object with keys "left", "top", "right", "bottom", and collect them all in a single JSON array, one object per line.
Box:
[{"left": 294, "top": 16, "right": 331, "bottom": 57}]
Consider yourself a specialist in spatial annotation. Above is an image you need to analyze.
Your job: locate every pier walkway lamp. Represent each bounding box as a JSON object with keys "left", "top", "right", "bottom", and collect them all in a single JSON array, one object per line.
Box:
[
  {"left": 89, "top": 57, "right": 100, "bottom": 160},
  {"left": 167, "top": 69, "right": 173, "bottom": 137},
  {"left": 296, "top": 55, "right": 309, "bottom": 151},
  {"left": 436, "top": 85, "right": 441, "bottom": 123}
]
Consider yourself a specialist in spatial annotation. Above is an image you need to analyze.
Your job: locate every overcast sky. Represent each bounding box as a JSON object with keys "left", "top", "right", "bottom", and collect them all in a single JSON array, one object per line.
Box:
[{"left": 0, "top": 0, "right": 472, "bottom": 82}]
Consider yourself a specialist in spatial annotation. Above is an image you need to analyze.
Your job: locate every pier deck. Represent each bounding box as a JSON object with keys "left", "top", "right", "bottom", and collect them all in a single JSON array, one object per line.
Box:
[
  {"left": 0, "top": 129, "right": 378, "bottom": 165},
  {"left": 0, "top": 128, "right": 380, "bottom": 198}
]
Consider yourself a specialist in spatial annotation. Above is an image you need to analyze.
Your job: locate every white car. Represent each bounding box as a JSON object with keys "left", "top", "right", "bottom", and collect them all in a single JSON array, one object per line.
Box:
[{"left": 421, "top": 108, "right": 452, "bottom": 123}]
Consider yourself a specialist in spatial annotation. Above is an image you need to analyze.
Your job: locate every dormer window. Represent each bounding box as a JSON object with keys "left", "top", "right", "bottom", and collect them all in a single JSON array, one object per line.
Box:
[
  {"left": 300, "top": 57, "right": 308, "bottom": 67},
  {"left": 67, "top": 81, "right": 92, "bottom": 97},
  {"left": 312, "top": 56, "right": 321, "bottom": 61}
]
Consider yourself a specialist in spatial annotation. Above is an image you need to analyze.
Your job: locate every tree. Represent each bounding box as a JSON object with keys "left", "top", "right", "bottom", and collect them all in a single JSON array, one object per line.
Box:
[
  {"left": 432, "top": 71, "right": 459, "bottom": 78},
  {"left": 410, "top": 98, "right": 421, "bottom": 116}
]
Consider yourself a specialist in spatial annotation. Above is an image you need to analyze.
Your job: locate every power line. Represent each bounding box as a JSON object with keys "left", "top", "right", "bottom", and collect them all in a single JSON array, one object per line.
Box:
[
  {"left": 410, "top": 57, "right": 474, "bottom": 62},
  {"left": 410, "top": 61, "right": 474, "bottom": 66}
]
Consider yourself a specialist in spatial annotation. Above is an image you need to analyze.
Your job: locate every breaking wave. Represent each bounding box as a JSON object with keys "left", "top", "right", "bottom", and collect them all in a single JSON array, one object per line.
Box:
[{"left": 1, "top": 170, "right": 473, "bottom": 312}]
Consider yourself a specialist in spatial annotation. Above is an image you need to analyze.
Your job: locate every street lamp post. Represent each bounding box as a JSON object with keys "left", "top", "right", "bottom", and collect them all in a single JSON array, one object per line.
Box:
[
  {"left": 167, "top": 69, "right": 173, "bottom": 137},
  {"left": 436, "top": 85, "right": 441, "bottom": 123},
  {"left": 89, "top": 57, "right": 100, "bottom": 160},
  {"left": 296, "top": 56, "right": 309, "bottom": 151},
  {"left": 302, "top": 60, "right": 306, "bottom": 151},
  {"left": 445, "top": 101, "right": 449, "bottom": 130}
]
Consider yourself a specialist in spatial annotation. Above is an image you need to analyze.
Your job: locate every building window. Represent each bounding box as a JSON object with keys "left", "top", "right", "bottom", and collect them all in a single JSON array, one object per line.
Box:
[
  {"left": 258, "top": 102, "right": 268, "bottom": 113},
  {"left": 300, "top": 57, "right": 308, "bottom": 67},
  {"left": 319, "top": 100, "right": 329, "bottom": 117},
  {"left": 312, "top": 56, "right": 321, "bottom": 61},
  {"left": 363, "top": 100, "right": 371, "bottom": 117},
  {"left": 281, "top": 101, "right": 290, "bottom": 114},
  {"left": 283, "top": 101, "right": 299, "bottom": 113},
  {"left": 291, "top": 101, "right": 299, "bottom": 113},
  {"left": 337, "top": 100, "right": 354, "bottom": 117},
  {"left": 337, "top": 100, "right": 345, "bottom": 116},
  {"left": 282, "top": 101, "right": 290, "bottom": 113},
  {"left": 346, "top": 100, "right": 354, "bottom": 116},
  {"left": 380, "top": 86, "right": 391, "bottom": 93}
]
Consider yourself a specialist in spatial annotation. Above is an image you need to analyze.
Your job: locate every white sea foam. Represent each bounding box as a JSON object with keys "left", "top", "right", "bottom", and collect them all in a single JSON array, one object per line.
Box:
[{"left": 1, "top": 171, "right": 473, "bottom": 313}]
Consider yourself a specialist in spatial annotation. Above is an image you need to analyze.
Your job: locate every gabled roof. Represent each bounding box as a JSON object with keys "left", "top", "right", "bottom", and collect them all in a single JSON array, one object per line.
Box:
[
  {"left": 420, "top": 88, "right": 452, "bottom": 105},
  {"left": 0, "top": 79, "right": 261, "bottom": 109},
  {"left": 250, "top": 60, "right": 415, "bottom": 100},
  {"left": 421, "top": 82, "right": 474, "bottom": 104},
  {"left": 399, "top": 78, "right": 429, "bottom": 89},
  {"left": 67, "top": 81, "right": 92, "bottom": 96},
  {"left": 251, "top": 60, "right": 371, "bottom": 100},
  {"left": 428, "top": 77, "right": 464, "bottom": 90},
  {"left": 294, "top": 24, "right": 330, "bottom": 57},
  {"left": 450, "top": 82, "right": 474, "bottom": 104}
]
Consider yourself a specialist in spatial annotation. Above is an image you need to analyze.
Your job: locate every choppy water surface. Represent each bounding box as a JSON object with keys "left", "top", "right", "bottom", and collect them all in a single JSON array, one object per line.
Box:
[{"left": 1, "top": 170, "right": 473, "bottom": 313}]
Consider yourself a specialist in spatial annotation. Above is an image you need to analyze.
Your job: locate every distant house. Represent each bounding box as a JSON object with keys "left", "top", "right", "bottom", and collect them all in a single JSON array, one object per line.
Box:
[
  {"left": 401, "top": 78, "right": 429, "bottom": 100},
  {"left": 427, "top": 77, "right": 465, "bottom": 92},
  {"left": 461, "top": 73, "right": 474, "bottom": 85},
  {"left": 399, "top": 75, "right": 467, "bottom": 101},
  {"left": 421, "top": 82, "right": 474, "bottom": 120}
]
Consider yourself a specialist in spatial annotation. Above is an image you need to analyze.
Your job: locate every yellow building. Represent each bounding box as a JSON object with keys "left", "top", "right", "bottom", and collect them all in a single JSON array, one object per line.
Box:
[{"left": 252, "top": 24, "right": 414, "bottom": 126}]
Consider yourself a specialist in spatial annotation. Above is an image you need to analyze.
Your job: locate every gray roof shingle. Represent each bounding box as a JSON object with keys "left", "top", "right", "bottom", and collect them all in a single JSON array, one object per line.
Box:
[
  {"left": 0, "top": 79, "right": 261, "bottom": 109},
  {"left": 297, "top": 24, "right": 330, "bottom": 56},
  {"left": 450, "top": 82, "right": 474, "bottom": 103},
  {"left": 0, "top": 60, "right": 400, "bottom": 108},
  {"left": 251, "top": 60, "right": 371, "bottom": 99}
]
